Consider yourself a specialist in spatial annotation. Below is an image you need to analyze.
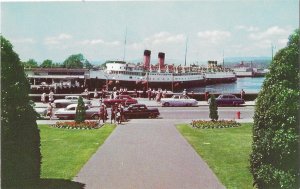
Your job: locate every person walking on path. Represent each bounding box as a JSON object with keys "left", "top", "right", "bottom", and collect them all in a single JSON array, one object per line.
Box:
[
  {"left": 49, "top": 90, "right": 54, "bottom": 103},
  {"left": 99, "top": 105, "right": 106, "bottom": 124},
  {"left": 240, "top": 89, "right": 245, "bottom": 100},
  {"left": 110, "top": 105, "right": 116, "bottom": 124},
  {"left": 117, "top": 103, "right": 124, "bottom": 124},
  {"left": 41, "top": 92, "right": 46, "bottom": 103},
  {"left": 47, "top": 102, "right": 53, "bottom": 120}
]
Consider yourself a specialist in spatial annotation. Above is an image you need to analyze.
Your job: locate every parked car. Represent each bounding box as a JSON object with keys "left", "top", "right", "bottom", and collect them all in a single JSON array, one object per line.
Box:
[
  {"left": 123, "top": 104, "right": 160, "bottom": 119},
  {"left": 54, "top": 104, "right": 99, "bottom": 120},
  {"left": 209, "top": 94, "right": 245, "bottom": 106},
  {"left": 161, "top": 94, "right": 198, "bottom": 107},
  {"left": 103, "top": 95, "right": 138, "bottom": 107},
  {"left": 53, "top": 96, "right": 91, "bottom": 108}
]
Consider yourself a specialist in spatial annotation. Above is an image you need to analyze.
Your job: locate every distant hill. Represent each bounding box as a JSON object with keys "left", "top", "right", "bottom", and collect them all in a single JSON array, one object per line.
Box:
[{"left": 224, "top": 57, "right": 272, "bottom": 68}]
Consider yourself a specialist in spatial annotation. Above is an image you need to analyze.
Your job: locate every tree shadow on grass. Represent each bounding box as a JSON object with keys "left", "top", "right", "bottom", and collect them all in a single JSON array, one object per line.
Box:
[
  {"left": 38, "top": 179, "right": 85, "bottom": 189},
  {"left": 16, "top": 179, "right": 85, "bottom": 189}
]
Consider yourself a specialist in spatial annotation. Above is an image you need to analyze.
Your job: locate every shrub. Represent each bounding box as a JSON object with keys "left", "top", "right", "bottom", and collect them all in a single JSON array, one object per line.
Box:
[
  {"left": 191, "top": 120, "right": 241, "bottom": 129},
  {"left": 1, "top": 36, "right": 41, "bottom": 187},
  {"left": 53, "top": 121, "right": 100, "bottom": 129},
  {"left": 75, "top": 96, "right": 86, "bottom": 123},
  {"left": 209, "top": 94, "right": 218, "bottom": 121},
  {"left": 250, "top": 29, "right": 300, "bottom": 189}
]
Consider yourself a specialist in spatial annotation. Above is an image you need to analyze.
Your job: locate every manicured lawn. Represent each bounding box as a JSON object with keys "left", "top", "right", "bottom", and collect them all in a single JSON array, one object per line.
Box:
[
  {"left": 177, "top": 123, "right": 253, "bottom": 189},
  {"left": 39, "top": 124, "right": 116, "bottom": 180}
]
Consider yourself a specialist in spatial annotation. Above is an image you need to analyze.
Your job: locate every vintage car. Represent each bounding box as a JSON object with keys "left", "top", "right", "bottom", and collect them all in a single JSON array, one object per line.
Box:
[
  {"left": 209, "top": 94, "right": 245, "bottom": 106},
  {"left": 53, "top": 96, "right": 91, "bottom": 108},
  {"left": 161, "top": 95, "right": 198, "bottom": 107},
  {"left": 123, "top": 104, "right": 160, "bottom": 119},
  {"left": 103, "top": 95, "right": 138, "bottom": 107},
  {"left": 54, "top": 104, "right": 99, "bottom": 120}
]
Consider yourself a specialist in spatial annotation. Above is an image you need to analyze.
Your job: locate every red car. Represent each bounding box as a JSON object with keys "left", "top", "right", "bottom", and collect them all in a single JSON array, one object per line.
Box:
[{"left": 103, "top": 95, "right": 138, "bottom": 107}]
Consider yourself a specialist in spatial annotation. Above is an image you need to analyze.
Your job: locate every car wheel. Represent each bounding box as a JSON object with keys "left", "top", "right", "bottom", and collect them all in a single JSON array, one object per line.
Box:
[
  {"left": 92, "top": 114, "right": 100, "bottom": 120},
  {"left": 164, "top": 102, "right": 170, "bottom": 107},
  {"left": 149, "top": 113, "right": 155, "bottom": 119}
]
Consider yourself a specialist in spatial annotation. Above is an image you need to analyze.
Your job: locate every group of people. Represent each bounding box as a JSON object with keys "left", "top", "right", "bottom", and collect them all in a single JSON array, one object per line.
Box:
[
  {"left": 147, "top": 88, "right": 168, "bottom": 102},
  {"left": 41, "top": 91, "right": 55, "bottom": 119},
  {"left": 98, "top": 103, "right": 125, "bottom": 125},
  {"left": 41, "top": 90, "right": 55, "bottom": 103}
]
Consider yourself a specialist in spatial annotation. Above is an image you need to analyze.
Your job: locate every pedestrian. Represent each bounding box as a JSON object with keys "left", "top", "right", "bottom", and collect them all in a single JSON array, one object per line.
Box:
[
  {"left": 205, "top": 91, "right": 209, "bottom": 101},
  {"left": 240, "top": 89, "right": 245, "bottom": 100},
  {"left": 116, "top": 109, "right": 121, "bottom": 124},
  {"left": 101, "top": 89, "right": 106, "bottom": 99},
  {"left": 147, "top": 88, "right": 152, "bottom": 100},
  {"left": 99, "top": 105, "right": 106, "bottom": 124},
  {"left": 85, "top": 88, "right": 90, "bottom": 100},
  {"left": 118, "top": 103, "right": 124, "bottom": 123},
  {"left": 94, "top": 88, "right": 98, "bottom": 98},
  {"left": 156, "top": 89, "right": 162, "bottom": 102},
  {"left": 49, "top": 90, "right": 54, "bottom": 103},
  {"left": 111, "top": 105, "right": 116, "bottom": 124},
  {"left": 47, "top": 102, "right": 53, "bottom": 120},
  {"left": 183, "top": 89, "right": 187, "bottom": 96},
  {"left": 41, "top": 92, "right": 46, "bottom": 103},
  {"left": 152, "top": 89, "right": 156, "bottom": 100},
  {"left": 162, "top": 89, "right": 167, "bottom": 98}
]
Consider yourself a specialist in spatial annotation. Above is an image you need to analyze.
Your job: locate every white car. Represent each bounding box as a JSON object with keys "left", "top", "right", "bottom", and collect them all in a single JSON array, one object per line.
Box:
[
  {"left": 161, "top": 95, "right": 198, "bottom": 107},
  {"left": 54, "top": 104, "right": 99, "bottom": 120},
  {"left": 53, "top": 96, "right": 91, "bottom": 108}
]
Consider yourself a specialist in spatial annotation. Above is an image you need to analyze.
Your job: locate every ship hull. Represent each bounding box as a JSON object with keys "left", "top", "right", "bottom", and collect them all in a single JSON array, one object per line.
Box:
[{"left": 90, "top": 78, "right": 206, "bottom": 90}]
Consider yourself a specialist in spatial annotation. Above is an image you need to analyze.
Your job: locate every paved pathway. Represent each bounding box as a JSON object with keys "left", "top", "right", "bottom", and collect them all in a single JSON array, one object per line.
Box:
[{"left": 73, "top": 119, "right": 225, "bottom": 189}]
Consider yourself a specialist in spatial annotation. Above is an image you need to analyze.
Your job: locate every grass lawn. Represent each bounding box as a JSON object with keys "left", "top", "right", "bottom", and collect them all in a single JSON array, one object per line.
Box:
[
  {"left": 39, "top": 124, "right": 116, "bottom": 180},
  {"left": 177, "top": 123, "right": 253, "bottom": 189}
]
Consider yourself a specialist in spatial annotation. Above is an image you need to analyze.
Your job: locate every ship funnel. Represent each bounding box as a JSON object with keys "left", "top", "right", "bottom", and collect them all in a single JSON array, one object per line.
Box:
[
  {"left": 158, "top": 52, "right": 165, "bottom": 69},
  {"left": 143, "top": 50, "right": 151, "bottom": 69}
]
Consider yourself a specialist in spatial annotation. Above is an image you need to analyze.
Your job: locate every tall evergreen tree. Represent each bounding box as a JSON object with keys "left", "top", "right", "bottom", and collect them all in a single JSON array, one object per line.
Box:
[
  {"left": 1, "top": 36, "right": 41, "bottom": 187},
  {"left": 75, "top": 96, "right": 86, "bottom": 123},
  {"left": 250, "top": 29, "right": 300, "bottom": 189},
  {"left": 209, "top": 94, "right": 219, "bottom": 121}
]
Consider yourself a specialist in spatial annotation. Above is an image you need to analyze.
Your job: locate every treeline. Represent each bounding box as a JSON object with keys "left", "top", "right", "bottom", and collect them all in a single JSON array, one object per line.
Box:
[{"left": 22, "top": 53, "right": 94, "bottom": 69}]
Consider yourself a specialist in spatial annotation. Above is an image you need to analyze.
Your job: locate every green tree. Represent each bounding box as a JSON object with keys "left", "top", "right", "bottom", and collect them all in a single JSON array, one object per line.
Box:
[
  {"left": 209, "top": 94, "right": 218, "bottom": 121},
  {"left": 1, "top": 36, "right": 41, "bottom": 187},
  {"left": 63, "top": 53, "right": 87, "bottom": 69},
  {"left": 84, "top": 60, "right": 93, "bottom": 69},
  {"left": 250, "top": 29, "right": 300, "bottom": 189},
  {"left": 40, "top": 59, "right": 54, "bottom": 68},
  {"left": 75, "top": 96, "right": 86, "bottom": 123},
  {"left": 23, "top": 58, "right": 39, "bottom": 68}
]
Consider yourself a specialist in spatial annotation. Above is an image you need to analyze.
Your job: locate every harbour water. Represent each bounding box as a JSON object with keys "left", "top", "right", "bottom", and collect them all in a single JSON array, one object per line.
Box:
[{"left": 186, "top": 77, "right": 265, "bottom": 93}]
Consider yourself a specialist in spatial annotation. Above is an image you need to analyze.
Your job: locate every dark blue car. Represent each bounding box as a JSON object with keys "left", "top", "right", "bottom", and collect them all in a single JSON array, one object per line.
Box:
[{"left": 209, "top": 94, "right": 245, "bottom": 106}]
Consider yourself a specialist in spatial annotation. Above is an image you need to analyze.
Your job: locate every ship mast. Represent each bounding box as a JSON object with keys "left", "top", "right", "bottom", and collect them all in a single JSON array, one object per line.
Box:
[
  {"left": 271, "top": 44, "right": 276, "bottom": 61},
  {"left": 222, "top": 50, "right": 225, "bottom": 68},
  {"left": 184, "top": 36, "right": 188, "bottom": 66},
  {"left": 123, "top": 26, "right": 127, "bottom": 61}
]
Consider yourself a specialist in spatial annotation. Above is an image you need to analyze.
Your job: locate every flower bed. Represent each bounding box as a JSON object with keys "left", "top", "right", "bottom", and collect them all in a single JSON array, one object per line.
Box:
[
  {"left": 191, "top": 120, "right": 241, "bottom": 129},
  {"left": 52, "top": 121, "right": 100, "bottom": 129}
]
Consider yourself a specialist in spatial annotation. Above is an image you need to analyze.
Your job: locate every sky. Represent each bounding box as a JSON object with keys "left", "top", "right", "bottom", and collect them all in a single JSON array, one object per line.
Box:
[{"left": 1, "top": 0, "right": 299, "bottom": 64}]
